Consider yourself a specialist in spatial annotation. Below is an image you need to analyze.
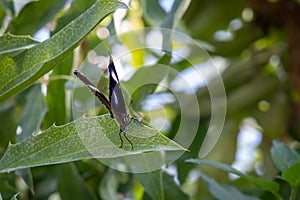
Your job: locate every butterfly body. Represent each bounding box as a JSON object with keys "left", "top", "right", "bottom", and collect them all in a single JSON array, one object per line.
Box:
[
  {"left": 107, "top": 57, "right": 131, "bottom": 132},
  {"left": 74, "top": 55, "right": 133, "bottom": 150}
]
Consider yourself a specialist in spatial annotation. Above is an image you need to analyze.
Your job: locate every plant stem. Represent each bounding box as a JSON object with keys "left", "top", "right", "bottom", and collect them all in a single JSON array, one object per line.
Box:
[
  {"left": 273, "top": 192, "right": 283, "bottom": 200},
  {"left": 289, "top": 185, "right": 299, "bottom": 200}
]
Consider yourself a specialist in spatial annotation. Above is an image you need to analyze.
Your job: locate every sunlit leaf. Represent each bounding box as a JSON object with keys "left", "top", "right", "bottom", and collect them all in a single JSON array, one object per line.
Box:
[
  {"left": 0, "top": 33, "right": 38, "bottom": 54},
  {"left": 7, "top": 0, "right": 67, "bottom": 35},
  {"left": 0, "top": 115, "right": 185, "bottom": 173},
  {"left": 0, "top": 0, "right": 126, "bottom": 102},
  {"left": 53, "top": 0, "right": 96, "bottom": 34}
]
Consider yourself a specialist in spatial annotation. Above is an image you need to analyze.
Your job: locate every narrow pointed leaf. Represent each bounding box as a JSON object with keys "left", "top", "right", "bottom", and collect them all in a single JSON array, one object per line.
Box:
[
  {"left": 186, "top": 159, "right": 280, "bottom": 193},
  {"left": 18, "top": 84, "right": 48, "bottom": 141},
  {"left": 58, "top": 163, "right": 97, "bottom": 200},
  {"left": 0, "top": 33, "right": 38, "bottom": 54},
  {"left": 135, "top": 170, "right": 164, "bottom": 200},
  {"left": 0, "top": 115, "right": 185, "bottom": 173},
  {"left": 7, "top": 0, "right": 67, "bottom": 35},
  {"left": 200, "top": 173, "right": 260, "bottom": 200},
  {"left": 0, "top": 0, "right": 126, "bottom": 102}
]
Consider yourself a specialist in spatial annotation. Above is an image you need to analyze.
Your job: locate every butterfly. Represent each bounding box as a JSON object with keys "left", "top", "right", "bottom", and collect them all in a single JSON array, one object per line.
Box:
[{"left": 74, "top": 55, "right": 133, "bottom": 150}]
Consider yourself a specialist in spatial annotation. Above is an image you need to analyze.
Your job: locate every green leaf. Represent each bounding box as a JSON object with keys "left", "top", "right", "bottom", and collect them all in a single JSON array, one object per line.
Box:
[
  {"left": 11, "top": 0, "right": 38, "bottom": 16},
  {"left": 162, "top": 172, "right": 188, "bottom": 200},
  {"left": 186, "top": 159, "right": 280, "bottom": 194},
  {"left": 183, "top": 0, "right": 246, "bottom": 41},
  {"left": 0, "top": 33, "right": 38, "bottom": 54},
  {"left": 0, "top": 103, "right": 17, "bottom": 148},
  {"left": 15, "top": 168, "right": 34, "bottom": 193},
  {"left": 281, "top": 162, "right": 300, "bottom": 187},
  {"left": 270, "top": 140, "right": 300, "bottom": 172},
  {"left": 18, "top": 84, "right": 48, "bottom": 141},
  {"left": 53, "top": 0, "right": 97, "bottom": 34},
  {"left": 124, "top": 63, "right": 170, "bottom": 111},
  {"left": 140, "top": 0, "right": 166, "bottom": 27},
  {"left": 0, "top": 115, "right": 185, "bottom": 173},
  {"left": 99, "top": 169, "right": 130, "bottom": 199},
  {"left": 200, "top": 173, "right": 260, "bottom": 200},
  {"left": 58, "top": 163, "right": 97, "bottom": 200},
  {"left": 7, "top": 0, "right": 67, "bottom": 35},
  {"left": 0, "top": 0, "right": 126, "bottom": 102},
  {"left": 43, "top": 53, "right": 73, "bottom": 128},
  {"left": 135, "top": 170, "right": 188, "bottom": 200},
  {"left": 9, "top": 193, "right": 18, "bottom": 200},
  {"left": 1, "top": 0, "right": 14, "bottom": 17},
  {"left": 160, "top": 0, "right": 191, "bottom": 51},
  {"left": 0, "top": 5, "right": 5, "bottom": 25},
  {"left": 162, "top": 0, "right": 190, "bottom": 29},
  {"left": 135, "top": 170, "right": 164, "bottom": 200},
  {"left": 0, "top": 173, "right": 18, "bottom": 199}
]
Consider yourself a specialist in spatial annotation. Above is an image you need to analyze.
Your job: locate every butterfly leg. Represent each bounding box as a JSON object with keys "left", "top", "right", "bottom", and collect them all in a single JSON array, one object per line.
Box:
[
  {"left": 123, "top": 132, "right": 133, "bottom": 151},
  {"left": 118, "top": 130, "right": 124, "bottom": 148},
  {"left": 118, "top": 131, "right": 133, "bottom": 150}
]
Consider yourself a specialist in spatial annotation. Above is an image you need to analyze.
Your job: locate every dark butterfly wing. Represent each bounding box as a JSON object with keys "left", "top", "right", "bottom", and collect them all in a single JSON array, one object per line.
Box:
[
  {"left": 73, "top": 70, "right": 113, "bottom": 117},
  {"left": 74, "top": 57, "right": 133, "bottom": 150},
  {"left": 108, "top": 56, "right": 128, "bottom": 117}
]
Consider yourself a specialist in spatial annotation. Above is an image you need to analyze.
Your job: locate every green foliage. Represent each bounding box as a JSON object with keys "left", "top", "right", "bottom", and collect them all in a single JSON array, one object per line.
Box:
[
  {"left": 0, "top": 0, "right": 300, "bottom": 199},
  {"left": 200, "top": 173, "right": 260, "bottom": 200},
  {"left": 0, "top": 115, "right": 184, "bottom": 173},
  {"left": 187, "top": 141, "right": 300, "bottom": 200},
  {"left": 271, "top": 141, "right": 300, "bottom": 193},
  {"left": 0, "top": 0, "right": 126, "bottom": 102},
  {"left": 271, "top": 140, "right": 300, "bottom": 172},
  {"left": 186, "top": 159, "right": 280, "bottom": 194},
  {"left": 7, "top": 0, "right": 67, "bottom": 35},
  {"left": 0, "top": 33, "right": 38, "bottom": 54}
]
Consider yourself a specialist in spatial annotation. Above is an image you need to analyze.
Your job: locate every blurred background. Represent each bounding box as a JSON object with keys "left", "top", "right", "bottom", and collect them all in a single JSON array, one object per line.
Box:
[{"left": 0, "top": 0, "right": 300, "bottom": 199}]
